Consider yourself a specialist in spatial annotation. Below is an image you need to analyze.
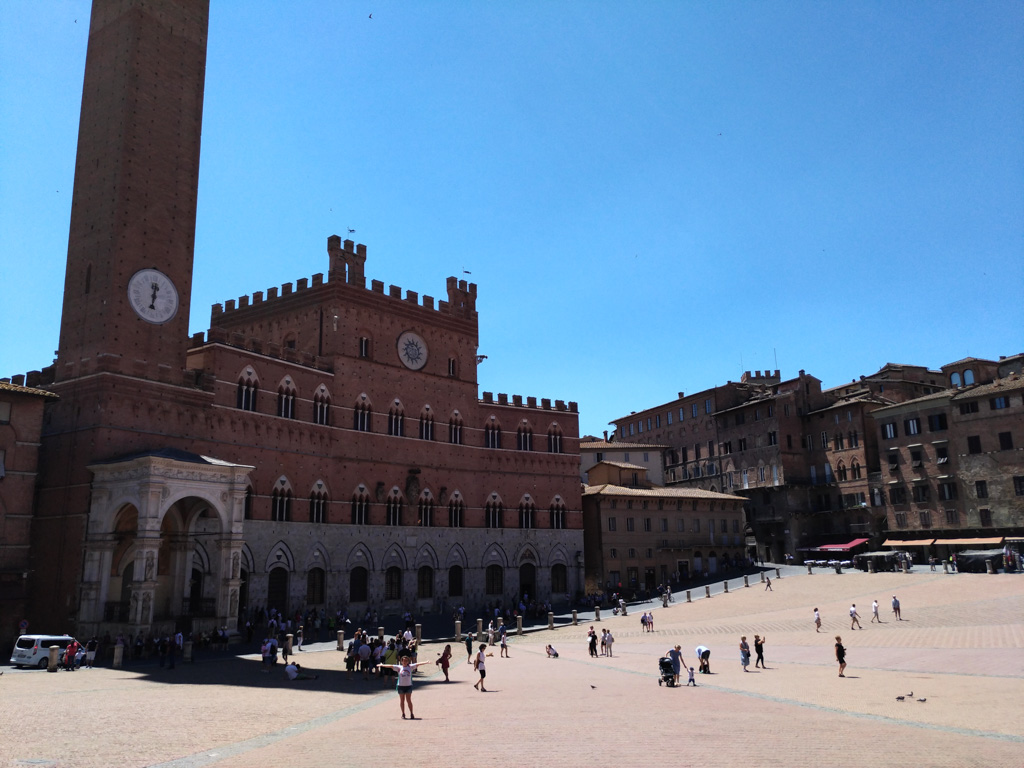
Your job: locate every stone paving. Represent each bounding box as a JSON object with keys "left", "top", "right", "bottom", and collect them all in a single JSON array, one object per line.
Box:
[{"left": 2, "top": 568, "right": 1022, "bottom": 768}]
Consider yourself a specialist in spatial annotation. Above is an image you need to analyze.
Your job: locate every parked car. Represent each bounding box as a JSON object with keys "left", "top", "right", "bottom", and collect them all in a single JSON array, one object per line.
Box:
[{"left": 9, "top": 635, "right": 77, "bottom": 669}]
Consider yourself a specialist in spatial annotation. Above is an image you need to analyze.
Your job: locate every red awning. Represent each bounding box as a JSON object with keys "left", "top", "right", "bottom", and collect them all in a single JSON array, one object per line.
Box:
[{"left": 817, "top": 538, "right": 870, "bottom": 551}]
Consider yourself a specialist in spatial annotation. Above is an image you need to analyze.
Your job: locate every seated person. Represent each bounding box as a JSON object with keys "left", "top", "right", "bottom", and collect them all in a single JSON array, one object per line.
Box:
[{"left": 284, "top": 662, "right": 318, "bottom": 681}]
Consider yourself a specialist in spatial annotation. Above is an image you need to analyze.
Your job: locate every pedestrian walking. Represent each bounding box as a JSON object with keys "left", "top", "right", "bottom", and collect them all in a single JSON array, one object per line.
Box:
[
  {"left": 686, "top": 666, "right": 697, "bottom": 686},
  {"left": 835, "top": 635, "right": 847, "bottom": 677},
  {"left": 849, "top": 604, "right": 862, "bottom": 630},
  {"left": 666, "top": 644, "right": 684, "bottom": 685},
  {"left": 473, "top": 644, "right": 492, "bottom": 691},
  {"left": 871, "top": 600, "right": 880, "bottom": 623},
  {"left": 765, "top": 576, "right": 773, "bottom": 591},
  {"left": 465, "top": 633, "right": 474, "bottom": 664},
  {"left": 500, "top": 631, "right": 509, "bottom": 658},
  {"left": 435, "top": 644, "right": 452, "bottom": 682},
  {"left": 754, "top": 635, "right": 766, "bottom": 669},
  {"left": 813, "top": 607, "right": 821, "bottom": 632},
  {"left": 739, "top": 636, "right": 750, "bottom": 671},
  {"left": 891, "top": 595, "right": 902, "bottom": 620}
]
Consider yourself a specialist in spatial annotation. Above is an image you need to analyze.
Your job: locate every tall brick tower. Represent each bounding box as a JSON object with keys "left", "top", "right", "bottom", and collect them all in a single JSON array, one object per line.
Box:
[{"left": 55, "top": 0, "right": 210, "bottom": 381}]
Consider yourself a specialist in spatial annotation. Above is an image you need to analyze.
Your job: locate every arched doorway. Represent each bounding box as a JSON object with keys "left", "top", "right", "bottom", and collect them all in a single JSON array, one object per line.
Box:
[
  {"left": 267, "top": 567, "right": 289, "bottom": 614},
  {"left": 519, "top": 563, "right": 535, "bottom": 600}
]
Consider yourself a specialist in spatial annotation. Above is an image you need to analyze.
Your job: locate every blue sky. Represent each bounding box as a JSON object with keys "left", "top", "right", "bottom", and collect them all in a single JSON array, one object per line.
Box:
[{"left": 2, "top": 1, "right": 1022, "bottom": 438}]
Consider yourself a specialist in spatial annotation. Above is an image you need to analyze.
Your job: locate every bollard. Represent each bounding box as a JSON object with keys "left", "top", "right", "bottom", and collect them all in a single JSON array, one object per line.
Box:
[
  {"left": 572, "top": 609, "right": 578, "bottom": 626},
  {"left": 455, "top": 620, "right": 462, "bottom": 642},
  {"left": 285, "top": 634, "right": 293, "bottom": 658},
  {"left": 705, "top": 586, "right": 711, "bottom": 599},
  {"left": 775, "top": 568, "right": 781, "bottom": 579},
  {"left": 516, "top": 615, "right": 523, "bottom": 636},
  {"left": 942, "top": 561, "right": 948, "bottom": 574},
  {"left": 686, "top": 590, "right": 691, "bottom": 603},
  {"left": 901, "top": 560, "right": 909, "bottom": 574},
  {"left": 761, "top": 571, "right": 766, "bottom": 582},
  {"left": 835, "top": 563, "right": 842, "bottom": 574},
  {"left": 594, "top": 606, "right": 601, "bottom": 622},
  {"left": 662, "top": 593, "right": 669, "bottom": 607},
  {"left": 744, "top": 575, "right": 749, "bottom": 588},
  {"left": 807, "top": 564, "right": 813, "bottom": 575},
  {"left": 986, "top": 560, "right": 994, "bottom": 574},
  {"left": 113, "top": 644, "right": 124, "bottom": 669},
  {"left": 548, "top": 611, "right": 554, "bottom": 630},
  {"left": 183, "top": 640, "right": 193, "bottom": 663},
  {"left": 378, "top": 626, "right": 385, "bottom": 643},
  {"left": 497, "top": 616, "right": 504, "bottom": 630},
  {"left": 336, "top": 630, "right": 345, "bottom": 650},
  {"left": 868, "top": 561, "right": 875, "bottom": 574},
  {"left": 477, "top": 618, "right": 484, "bottom": 642},
  {"left": 724, "top": 581, "right": 729, "bottom": 593},
  {"left": 415, "top": 623, "right": 422, "bottom": 646},
  {"left": 48, "top": 645, "right": 61, "bottom": 672}
]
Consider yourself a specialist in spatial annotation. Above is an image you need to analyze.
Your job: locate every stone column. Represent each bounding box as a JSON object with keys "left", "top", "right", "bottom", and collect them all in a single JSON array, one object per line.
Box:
[
  {"left": 337, "top": 630, "right": 345, "bottom": 650},
  {"left": 705, "top": 586, "right": 711, "bottom": 599},
  {"left": 724, "top": 581, "right": 729, "bottom": 593},
  {"left": 415, "top": 624, "right": 422, "bottom": 646},
  {"left": 686, "top": 590, "right": 691, "bottom": 602},
  {"left": 455, "top": 620, "right": 462, "bottom": 641},
  {"left": 516, "top": 615, "right": 523, "bottom": 635},
  {"left": 743, "top": 575, "right": 749, "bottom": 588},
  {"left": 216, "top": 538, "right": 244, "bottom": 634},
  {"left": 79, "top": 536, "right": 116, "bottom": 625},
  {"left": 547, "top": 612, "right": 554, "bottom": 630},
  {"left": 476, "top": 618, "right": 483, "bottom": 641},
  {"left": 572, "top": 610, "right": 578, "bottom": 625}
]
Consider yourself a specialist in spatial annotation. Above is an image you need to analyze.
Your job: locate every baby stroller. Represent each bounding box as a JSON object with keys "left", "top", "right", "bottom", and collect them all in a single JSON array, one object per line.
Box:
[{"left": 657, "top": 657, "right": 676, "bottom": 687}]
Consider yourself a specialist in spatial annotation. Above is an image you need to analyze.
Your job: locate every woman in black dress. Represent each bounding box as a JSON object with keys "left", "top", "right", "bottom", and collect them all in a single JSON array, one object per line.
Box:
[{"left": 835, "top": 635, "right": 846, "bottom": 677}]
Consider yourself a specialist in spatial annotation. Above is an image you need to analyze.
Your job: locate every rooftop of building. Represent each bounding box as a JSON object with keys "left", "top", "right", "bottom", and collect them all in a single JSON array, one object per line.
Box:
[
  {"left": 0, "top": 379, "right": 59, "bottom": 399},
  {"left": 583, "top": 483, "right": 744, "bottom": 501},
  {"left": 579, "top": 441, "right": 668, "bottom": 451}
]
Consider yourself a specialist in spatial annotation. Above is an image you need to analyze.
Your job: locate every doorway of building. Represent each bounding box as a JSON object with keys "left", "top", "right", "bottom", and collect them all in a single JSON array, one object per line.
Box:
[
  {"left": 519, "top": 563, "right": 535, "bottom": 601},
  {"left": 267, "top": 567, "right": 289, "bottom": 614}
]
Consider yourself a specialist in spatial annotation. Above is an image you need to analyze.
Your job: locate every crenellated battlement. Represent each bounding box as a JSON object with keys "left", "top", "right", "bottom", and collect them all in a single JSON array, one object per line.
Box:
[
  {"left": 211, "top": 236, "right": 477, "bottom": 323},
  {"left": 480, "top": 391, "right": 578, "bottom": 413}
]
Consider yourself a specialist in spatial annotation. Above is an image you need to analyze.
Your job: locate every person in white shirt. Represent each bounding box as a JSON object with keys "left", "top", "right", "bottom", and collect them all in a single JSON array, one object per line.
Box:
[
  {"left": 284, "top": 662, "right": 317, "bottom": 681},
  {"left": 382, "top": 655, "right": 422, "bottom": 718}
]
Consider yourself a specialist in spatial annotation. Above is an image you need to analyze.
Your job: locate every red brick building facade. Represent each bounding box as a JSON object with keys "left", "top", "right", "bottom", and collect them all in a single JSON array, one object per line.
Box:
[
  {"left": 0, "top": 383, "right": 56, "bottom": 655},
  {"left": 14, "top": 0, "right": 581, "bottom": 640}
]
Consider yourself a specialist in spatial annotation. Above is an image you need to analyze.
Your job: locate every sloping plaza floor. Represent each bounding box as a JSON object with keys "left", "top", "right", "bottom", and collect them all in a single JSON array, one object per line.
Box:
[{"left": 3, "top": 568, "right": 1022, "bottom": 768}]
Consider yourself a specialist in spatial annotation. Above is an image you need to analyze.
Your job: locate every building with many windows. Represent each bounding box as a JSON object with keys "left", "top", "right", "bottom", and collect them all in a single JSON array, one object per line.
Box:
[
  {"left": 9, "top": 0, "right": 582, "bottom": 640},
  {"left": 582, "top": 461, "right": 746, "bottom": 592},
  {"left": 871, "top": 355, "right": 1024, "bottom": 558}
]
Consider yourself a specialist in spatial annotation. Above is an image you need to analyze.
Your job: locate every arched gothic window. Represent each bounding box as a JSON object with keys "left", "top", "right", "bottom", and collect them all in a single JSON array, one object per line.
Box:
[
  {"left": 484, "top": 421, "right": 502, "bottom": 449},
  {"left": 271, "top": 484, "right": 292, "bottom": 522},
  {"left": 418, "top": 495, "right": 434, "bottom": 527},
  {"left": 517, "top": 423, "right": 533, "bottom": 451},
  {"left": 448, "top": 495, "right": 464, "bottom": 528},
  {"left": 549, "top": 499, "right": 567, "bottom": 530},
  {"left": 237, "top": 372, "right": 258, "bottom": 411},
  {"left": 277, "top": 380, "right": 296, "bottom": 419},
  {"left": 419, "top": 407, "right": 434, "bottom": 440},
  {"left": 519, "top": 500, "right": 536, "bottom": 529},
  {"left": 353, "top": 397, "right": 372, "bottom": 432},
  {"left": 417, "top": 566, "right": 434, "bottom": 598},
  {"left": 313, "top": 387, "right": 331, "bottom": 426},
  {"left": 547, "top": 424, "right": 564, "bottom": 453},
  {"left": 449, "top": 412, "right": 463, "bottom": 444},
  {"left": 309, "top": 486, "right": 328, "bottom": 523},
  {"left": 485, "top": 499, "right": 503, "bottom": 528},
  {"left": 388, "top": 401, "right": 405, "bottom": 437},
  {"left": 386, "top": 493, "right": 403, "bottom": 526}
]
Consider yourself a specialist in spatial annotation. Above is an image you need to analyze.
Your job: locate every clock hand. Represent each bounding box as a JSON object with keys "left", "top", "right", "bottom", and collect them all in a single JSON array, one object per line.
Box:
[{"left": 149, "top": 281, "right": 160, "bottom": 309}]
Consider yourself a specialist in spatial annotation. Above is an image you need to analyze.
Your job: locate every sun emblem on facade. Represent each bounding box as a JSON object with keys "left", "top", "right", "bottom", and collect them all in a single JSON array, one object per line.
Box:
[{"left": 397, "top": 331, "right": 428, "bottom": 370}]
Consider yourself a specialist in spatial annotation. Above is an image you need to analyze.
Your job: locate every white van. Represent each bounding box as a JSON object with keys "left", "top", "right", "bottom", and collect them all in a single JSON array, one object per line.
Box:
[{"left": 9, "top": 635, "right": 77, "bottom": 669}]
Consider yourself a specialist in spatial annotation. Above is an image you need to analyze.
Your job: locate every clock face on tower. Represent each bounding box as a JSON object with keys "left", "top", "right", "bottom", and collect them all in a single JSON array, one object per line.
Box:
[
  {"left": 397, "top": 331, "right": 428, "bottom": 370},
  {"left": 127, "top": 268, "right": 179, "bottom": 324}
]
